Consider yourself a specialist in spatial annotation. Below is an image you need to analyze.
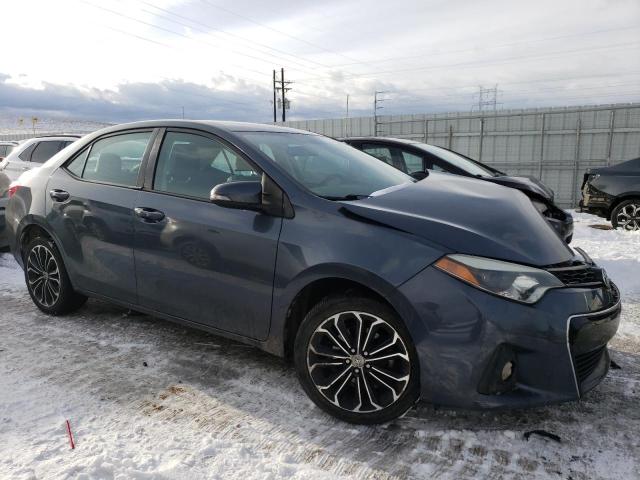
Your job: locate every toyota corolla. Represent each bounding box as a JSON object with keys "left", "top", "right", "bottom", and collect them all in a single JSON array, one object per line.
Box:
[{"left": 6, "top": 121, "right": 620, "bottom": 424}]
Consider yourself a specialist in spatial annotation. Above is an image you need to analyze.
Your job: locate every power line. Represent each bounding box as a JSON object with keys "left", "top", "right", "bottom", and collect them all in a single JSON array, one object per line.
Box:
[
  {"left": 330, "top": 25, "right": 640, "bottom": 68},
  {"left": 199, "top": 0, "right": 363, "bottom": 65},
  {"left": 135, "top": 0, "right": 334, "bottom": 75},
  {"left": 295, "top": 41, "right": 640, "bottom": 82},
  {"left": 80, "top": 0, "right": 269, "bottom": 81}
]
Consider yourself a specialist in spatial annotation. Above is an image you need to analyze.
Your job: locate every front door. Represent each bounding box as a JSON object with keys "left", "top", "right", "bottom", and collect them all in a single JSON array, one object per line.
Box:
[
  {"left": 133, "top": 130, "right": 281, "bottom": 340},
  {"left": 46, "top": 131, "right": 155, "bottom": 304}
]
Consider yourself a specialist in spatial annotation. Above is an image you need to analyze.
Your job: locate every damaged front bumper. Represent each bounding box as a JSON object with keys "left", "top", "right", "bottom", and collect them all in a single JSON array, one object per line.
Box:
[{"left": 399, "top": 265, "right": 621, "bottom": 410}]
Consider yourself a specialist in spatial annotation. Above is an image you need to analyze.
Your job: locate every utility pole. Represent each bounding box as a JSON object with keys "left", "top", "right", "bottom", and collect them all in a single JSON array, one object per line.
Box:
[
  {"left": 272, "top": 68, "right": 293, "bottom": 122},
  {"left": 473, "top": 85, "right": 500, "bottom": 112},
  {"left": 272, "top": 70, "right": 277, "bottom": 123},
  {"left": 373, "top": 91, "right": 389, "bottom": 136},
  {"left": 181, "top": 106, "right": 185, "bottom": 119},
  {"left": 344, "top": 94, "right": 350, "bottom": 138},
  {"left": 281, "top": 67, "right": 286, "bottom": 122}
]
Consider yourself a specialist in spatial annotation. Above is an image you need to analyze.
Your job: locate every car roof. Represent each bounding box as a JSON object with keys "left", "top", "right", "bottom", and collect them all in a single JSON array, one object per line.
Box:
[
  {"left": 97, "top": 120, "right": 317, "bottom": 135},
  {"left": 19, "top": 136, "right": 81, "bottom": 144},
  {"left": 339, "top": 136, "right": 421, "bottom": 145}
]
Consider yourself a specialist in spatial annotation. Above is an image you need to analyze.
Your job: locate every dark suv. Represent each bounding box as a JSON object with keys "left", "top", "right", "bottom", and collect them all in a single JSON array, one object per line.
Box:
[
  {"left": 7, "top": 121, "right": 620, "bottom": 424},
  {"left": 341, "top": 137, "right": 573, "bottom": 243},
  {"left": 580, "top": 157, "right": 640, "bottom": 230}
]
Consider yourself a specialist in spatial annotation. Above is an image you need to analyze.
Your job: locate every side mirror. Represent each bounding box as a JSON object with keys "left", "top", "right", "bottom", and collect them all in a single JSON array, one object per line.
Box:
[
  {"left": 410, "top": 171, "right": 429, "bottom": 181},
  {"left": 210, "top": 181, "right": 262, "bottom": 210}
]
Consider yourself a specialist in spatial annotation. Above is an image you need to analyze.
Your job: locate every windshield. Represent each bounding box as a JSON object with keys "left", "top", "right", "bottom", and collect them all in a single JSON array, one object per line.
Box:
[
  {"left": 417, "top": 144, "right": 497, "bottom": 177},
  {"left": 239, "top": 132, "right": 414, "bottom": 199}
]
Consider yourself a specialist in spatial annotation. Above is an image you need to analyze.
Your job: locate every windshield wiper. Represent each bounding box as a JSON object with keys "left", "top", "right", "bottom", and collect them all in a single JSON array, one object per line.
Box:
[{"left": 322, "top": 194, "right": 370, "bottom": 201}]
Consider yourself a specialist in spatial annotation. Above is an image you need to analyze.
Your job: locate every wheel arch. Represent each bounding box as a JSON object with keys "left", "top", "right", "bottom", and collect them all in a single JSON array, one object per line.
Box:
[
  {"left": 607, "top": 194, "right": 640, "bottom": 220},
  {"left": 17, "top": 216, "right": 57, "bottom": 262},
  {"left": 270, "top": 264, "right": 421, "bottom": 361}
]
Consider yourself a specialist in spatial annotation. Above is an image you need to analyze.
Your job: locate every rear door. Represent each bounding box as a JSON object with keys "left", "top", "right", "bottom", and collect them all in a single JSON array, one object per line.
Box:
[
  {"left": 46, "top": 130, "right": 156, "bottom": 304},
  {"left": 133, "top": 129, "right": 282, "bottom": 340}
]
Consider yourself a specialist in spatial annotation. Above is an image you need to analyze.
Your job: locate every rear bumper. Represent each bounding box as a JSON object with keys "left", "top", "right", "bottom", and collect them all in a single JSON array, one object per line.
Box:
[
  {"left": 400, "top": 266, "right": 621, "bottom": 410},
  {"left": 581, "top": 183, "right": 613, "bottom": 218}
]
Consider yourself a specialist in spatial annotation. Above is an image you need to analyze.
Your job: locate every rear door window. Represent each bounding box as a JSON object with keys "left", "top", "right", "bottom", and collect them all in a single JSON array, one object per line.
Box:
[
  {"left": 31, "top": 141, "right": 62, "bottom": 163},
  {"left": 361, "top": 144, "right": 407, "bottom": 172},
  {"left": 81, "top": 131, "right": 152, "bottom": 187},
  {"left": 399, "top": 150, "right": 424, "bottom": 174}
]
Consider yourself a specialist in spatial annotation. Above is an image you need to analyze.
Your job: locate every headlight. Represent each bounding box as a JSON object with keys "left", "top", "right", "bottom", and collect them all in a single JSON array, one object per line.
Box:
[{"left": 435, "top": 254, "right": 564, "bottom": 304}]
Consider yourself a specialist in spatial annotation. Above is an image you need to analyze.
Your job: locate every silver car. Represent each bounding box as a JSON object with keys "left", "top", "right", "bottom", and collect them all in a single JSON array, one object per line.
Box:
[{"left": 0, "top": 135, "right": 80, "bottom": 180}]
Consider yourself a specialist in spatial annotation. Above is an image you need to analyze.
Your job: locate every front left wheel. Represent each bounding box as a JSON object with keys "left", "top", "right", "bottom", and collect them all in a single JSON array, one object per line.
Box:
[
  {"left": 24, "top": 236, "right": 87, "bottom": 315},
  {"left": 294, "top": 295, "right": 420, "bottom": 424}
]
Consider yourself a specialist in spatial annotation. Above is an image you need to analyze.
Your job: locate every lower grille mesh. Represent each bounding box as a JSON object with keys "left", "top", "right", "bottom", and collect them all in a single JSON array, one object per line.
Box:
[{"left": 574, "top": 346, "right": 606, "bottom": 383}]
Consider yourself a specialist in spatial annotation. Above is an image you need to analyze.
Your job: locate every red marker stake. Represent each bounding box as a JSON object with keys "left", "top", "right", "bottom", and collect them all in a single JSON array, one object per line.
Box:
[{"left": 65, "top": 420, "right": 75, "bottom": 449}]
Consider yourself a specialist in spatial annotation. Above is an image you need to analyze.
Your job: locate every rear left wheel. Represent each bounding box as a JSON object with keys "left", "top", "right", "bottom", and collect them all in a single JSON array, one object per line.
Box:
[
  {"left": 294, "top": 295, "right": 420, "bottom": 424},
  {"left": 24, "top": 236, "right": 87, "bottom": 315}
]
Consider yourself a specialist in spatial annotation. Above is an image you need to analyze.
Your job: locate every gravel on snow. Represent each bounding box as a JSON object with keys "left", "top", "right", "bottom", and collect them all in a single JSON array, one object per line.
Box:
[{"left": 0, "top": 212, "right": 638, "bottom": 479}]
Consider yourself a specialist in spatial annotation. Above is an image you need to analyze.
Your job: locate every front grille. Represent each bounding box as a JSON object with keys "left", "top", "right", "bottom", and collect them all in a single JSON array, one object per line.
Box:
[
  {"left": 547, "top": 265, "right": 604, "bottom": 287},
  {"left": 573, "top": 346, "right": 607, "bottom": 384}
]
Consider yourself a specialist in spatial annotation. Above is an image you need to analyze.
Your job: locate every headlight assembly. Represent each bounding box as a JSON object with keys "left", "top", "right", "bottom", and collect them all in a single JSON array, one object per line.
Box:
[{"left": 435, "top": 254, "right": 564, "bottom": 304}]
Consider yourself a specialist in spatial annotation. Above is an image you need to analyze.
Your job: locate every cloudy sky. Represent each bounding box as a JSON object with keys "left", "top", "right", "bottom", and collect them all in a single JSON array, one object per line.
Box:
[{"left": 0, "top": 0, "right": 639, "bottom": 126}]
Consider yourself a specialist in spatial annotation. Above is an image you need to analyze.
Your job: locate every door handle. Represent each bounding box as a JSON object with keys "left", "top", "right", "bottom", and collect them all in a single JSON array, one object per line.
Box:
[
  {"left": 49, "top": 189, "right": 70, "bottom": 202},
  {"left": 134, "top": 207, "right": 165, "bottom": 222}
]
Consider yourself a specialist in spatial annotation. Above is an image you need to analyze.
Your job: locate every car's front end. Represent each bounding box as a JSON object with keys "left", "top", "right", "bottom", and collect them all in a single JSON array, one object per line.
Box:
[
  {"left": 400, "top": 252, "right": 620, "bottom": 409},
  {"left": 336, "top": 173, "right": 620, "bottom": 410}
]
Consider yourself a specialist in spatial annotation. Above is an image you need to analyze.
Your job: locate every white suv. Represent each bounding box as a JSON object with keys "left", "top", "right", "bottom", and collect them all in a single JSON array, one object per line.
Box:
[{"left": 0, "top": 135, "right": 81, "bottom": 180}]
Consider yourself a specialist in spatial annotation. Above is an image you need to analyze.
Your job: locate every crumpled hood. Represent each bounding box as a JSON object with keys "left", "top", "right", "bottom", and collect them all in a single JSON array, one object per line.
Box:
[
  {"left": 484, "top": 175, "right": 555, "bottom": 202},
  {"left": 341, "top": 173, "right": 573, "bottom": 266}
]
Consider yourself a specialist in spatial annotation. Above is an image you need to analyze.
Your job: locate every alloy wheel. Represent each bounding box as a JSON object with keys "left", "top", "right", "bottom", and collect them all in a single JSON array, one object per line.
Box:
[
  {"left": 615, "top": 203, "right": 640, "bottom": 231},
  {"left": 306, "top": 311, "right": 411, "bottom": 413},
  {"left": 27, "top": 245, "right": 61, "bottom": 307}
]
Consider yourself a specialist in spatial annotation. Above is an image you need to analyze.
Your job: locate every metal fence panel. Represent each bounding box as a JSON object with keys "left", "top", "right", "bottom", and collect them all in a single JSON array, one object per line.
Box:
[{"left": 283, "top": 103, "right": 640, "bottom": 207}]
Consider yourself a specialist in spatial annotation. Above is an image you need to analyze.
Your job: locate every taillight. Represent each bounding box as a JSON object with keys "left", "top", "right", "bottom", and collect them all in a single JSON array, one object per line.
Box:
[{"left": 8, "top": 185, "right": 20, "bottom": 197}]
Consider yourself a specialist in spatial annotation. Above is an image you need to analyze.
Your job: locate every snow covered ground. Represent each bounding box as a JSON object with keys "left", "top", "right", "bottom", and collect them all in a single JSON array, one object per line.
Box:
[{"left": 0, "top": 212, "right": 638, "bottom": 480}]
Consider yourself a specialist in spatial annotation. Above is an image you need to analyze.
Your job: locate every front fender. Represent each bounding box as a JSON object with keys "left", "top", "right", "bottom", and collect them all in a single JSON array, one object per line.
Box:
[{"left": 266, "top": 262, "right": 424, "bottom": 357}]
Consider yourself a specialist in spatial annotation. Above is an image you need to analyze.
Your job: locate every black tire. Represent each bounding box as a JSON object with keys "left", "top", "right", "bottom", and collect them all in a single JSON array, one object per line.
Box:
[
  {"left": 611, "top": 199, "right": 640, "bottom": 231},
  {"left": 294, "top": 295, "right": 420, "bottom": 424},
  {"left": 23, "top": 236, "right": 87, "bottom": 315}
]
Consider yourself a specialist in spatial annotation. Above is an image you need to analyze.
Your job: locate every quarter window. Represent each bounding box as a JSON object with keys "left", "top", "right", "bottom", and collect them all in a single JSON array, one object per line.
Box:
[
  {"left": 31, "top": 141, "right": 62, "bottom": 164},
  {"left": 153, "top": 132, "right": 261, "bottom": 200},
  {"left": 66, "top": 148, "right": 90, "bottom": 177},
  {"left": 19, "top": 143, "right": 36, "bottom": 161},
  {"left": 81, "top": 132, "right": 152, "bottom": 187}
]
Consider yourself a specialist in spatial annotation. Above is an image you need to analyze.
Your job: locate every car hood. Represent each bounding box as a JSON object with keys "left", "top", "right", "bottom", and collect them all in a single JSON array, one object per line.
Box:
[
  {"left": 341, "top": 173, "right": 573, "bottom": 267},
  {"left": 588, "top": 157, "right": 640, "bottom": 176},
  {"left": 483, "top": 175, "right": 554, "bottom": 202}
]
